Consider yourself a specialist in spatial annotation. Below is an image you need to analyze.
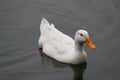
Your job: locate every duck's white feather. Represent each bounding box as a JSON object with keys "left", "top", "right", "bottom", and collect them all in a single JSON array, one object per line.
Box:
[{"left": 39, "top": 18, "right": 87, "bottom": 64}]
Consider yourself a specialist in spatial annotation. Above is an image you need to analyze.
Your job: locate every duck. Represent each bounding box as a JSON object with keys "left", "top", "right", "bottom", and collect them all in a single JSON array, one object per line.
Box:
[
  {"left": 38, "top": 18, "right": 96, "bottom": 64},
  {"left": 37, "top": 18, "right": 96, "bottom": 80}
]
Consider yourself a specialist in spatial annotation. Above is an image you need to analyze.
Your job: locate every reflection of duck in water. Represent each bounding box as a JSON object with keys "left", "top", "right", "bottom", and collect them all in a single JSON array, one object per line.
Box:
[
  {"left": 40, "top": 54, "right": 87, "bottom": 80},
  {"left": 37, "top": 18, "right": 96, "bottom": 80}
]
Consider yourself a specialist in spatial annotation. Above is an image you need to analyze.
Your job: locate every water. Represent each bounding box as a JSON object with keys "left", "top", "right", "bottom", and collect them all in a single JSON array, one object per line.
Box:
[{"left": 0, "top": 0, "right": 120, "bottom": 80}]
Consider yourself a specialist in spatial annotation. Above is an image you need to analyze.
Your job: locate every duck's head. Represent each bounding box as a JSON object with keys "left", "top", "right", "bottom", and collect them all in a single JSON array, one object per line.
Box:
[{"left": 75, "top": 30, "right": 96, "bottom": 49}]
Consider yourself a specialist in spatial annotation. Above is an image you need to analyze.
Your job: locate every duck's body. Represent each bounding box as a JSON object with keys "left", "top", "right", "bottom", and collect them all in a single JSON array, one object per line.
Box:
[{"left": 38, "top": 18, "right": 96, "bottom": 65}]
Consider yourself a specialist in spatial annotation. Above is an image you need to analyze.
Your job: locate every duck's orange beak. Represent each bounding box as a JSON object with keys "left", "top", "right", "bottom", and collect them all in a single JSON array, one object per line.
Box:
[{"left": 85, "top": 38, "right": 96, "bottom": 49}]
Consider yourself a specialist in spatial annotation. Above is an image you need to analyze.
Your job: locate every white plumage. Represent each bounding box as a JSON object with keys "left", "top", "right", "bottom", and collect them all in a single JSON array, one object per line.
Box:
[{"left": 38, "top": 18, "right": 96, "bottom": 64}]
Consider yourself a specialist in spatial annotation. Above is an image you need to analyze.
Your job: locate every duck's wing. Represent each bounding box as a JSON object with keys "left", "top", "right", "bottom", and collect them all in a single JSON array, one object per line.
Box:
[{"left": 39, "top": 18, "right": 74, "bottom": 60}]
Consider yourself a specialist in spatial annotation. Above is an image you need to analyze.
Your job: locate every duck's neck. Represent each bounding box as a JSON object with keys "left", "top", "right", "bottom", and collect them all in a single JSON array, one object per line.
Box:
[{"left": 75, "top": 41, "right": 84, "bottom": 52}]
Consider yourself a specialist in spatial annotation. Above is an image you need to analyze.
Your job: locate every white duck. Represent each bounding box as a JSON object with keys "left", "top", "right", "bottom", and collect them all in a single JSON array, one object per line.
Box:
[{"left": 38, "top": 18, "right": 96, "bottom": 64}]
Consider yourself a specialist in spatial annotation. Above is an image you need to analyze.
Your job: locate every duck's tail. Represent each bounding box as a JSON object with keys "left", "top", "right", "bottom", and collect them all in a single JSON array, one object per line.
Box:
[{"left": 40, "top": 18, "right": 55, "bottom": 33}]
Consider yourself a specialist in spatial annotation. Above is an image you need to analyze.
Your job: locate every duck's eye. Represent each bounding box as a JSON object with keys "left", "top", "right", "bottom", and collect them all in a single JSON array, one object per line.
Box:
[{"left": 80, "top": 34, "right": 83, "bottom": 36}]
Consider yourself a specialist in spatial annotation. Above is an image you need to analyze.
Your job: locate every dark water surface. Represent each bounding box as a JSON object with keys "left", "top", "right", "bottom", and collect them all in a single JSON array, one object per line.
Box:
[{"left": 0, "top": 0, "right": 120, "bottom": 80}]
